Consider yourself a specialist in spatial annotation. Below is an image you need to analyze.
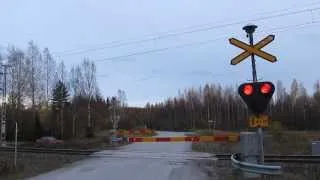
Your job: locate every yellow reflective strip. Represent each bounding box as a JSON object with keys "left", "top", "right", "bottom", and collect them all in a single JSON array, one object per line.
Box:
[
  {"left": 250, "top": 49, "right": 277, "bottom": 62},
  {"left": 171, "top": 137, "right": 186, "bottom": 142},
  {"left": 199, "top": 136, "right": 215, "bottom": 142},
  {"left": 228, "top": 135, "right": 239, "bottom": 142},
  {"left": 254, "top": 35, "right": 274, "bottom": 49},
  {"left": 231, "top": 51, "right": 250, "bottom": 65}
]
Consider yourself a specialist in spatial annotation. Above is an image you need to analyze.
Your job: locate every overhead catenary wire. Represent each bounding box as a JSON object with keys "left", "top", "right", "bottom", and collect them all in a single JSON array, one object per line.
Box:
[
  {"left": 51, "top": 19, "right": 320, "bottom": 85},
  {"left": 93, "top": 20, "right": 320, "bottom": 84},
  {"left": 91, "top": 20, "right": 320, "bottom": 64},
  {"left": 55, "top": 2, "right": 320, "bottom": 56},
  {"left": 54, "top": 6, "right": 320, "bottom": 57}
]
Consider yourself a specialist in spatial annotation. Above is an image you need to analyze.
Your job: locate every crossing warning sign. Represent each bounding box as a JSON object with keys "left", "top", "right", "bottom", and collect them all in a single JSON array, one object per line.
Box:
[
  {"left": 249, "top": 115, "right": 269, "bottom": 128},
  {"left": 229, "top": 35, "right": 277, "bottom": 65}
]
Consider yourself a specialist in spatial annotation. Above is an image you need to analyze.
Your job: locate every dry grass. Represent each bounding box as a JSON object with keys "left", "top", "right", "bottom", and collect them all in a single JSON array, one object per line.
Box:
[
  {"left": 34, "top": 130, "right": 127, "bottom": 149},
  {"left": 0, "top": 130, "right": 129, "bottom": 179},
  {"left": 0, "top": 152, "right": 85, "bottom": 180},
  {"left": 192, "top": 130, "right": 312, "bottom": 155},
  {"left": 264, "top": 131, "right": 311, "bottom": 154}
]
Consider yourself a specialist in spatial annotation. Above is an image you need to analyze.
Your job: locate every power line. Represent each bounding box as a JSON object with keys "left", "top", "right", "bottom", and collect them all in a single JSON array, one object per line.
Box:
[
  {"left": 95, "top": 35, "right": 232, "bottom": 62},
  {"left": 76, "top": 20, "right": 320, "bottom": 82},
  {"left": 55, "top": 2, "right": 320, "bottom": 56},
  {"left": 261, "top": 21, "right": 320, "bottom": 34},
  {"left": 138, "top": 70, "right": 242, "bottom": 82},
  {"left": 54, "top": 6, "right": 320, "bottom": 57},
  {"left": 91, "top": 20, "right": 320, "bottom": 63},
  {"left": 92, "top": 20, "right": 320, "bottom": 83}
]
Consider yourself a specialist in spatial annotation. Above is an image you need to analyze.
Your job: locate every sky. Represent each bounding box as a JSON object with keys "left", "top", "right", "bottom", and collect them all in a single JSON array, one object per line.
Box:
[{"left": 1, "top": 0, "right": 320, "bottom": 107}]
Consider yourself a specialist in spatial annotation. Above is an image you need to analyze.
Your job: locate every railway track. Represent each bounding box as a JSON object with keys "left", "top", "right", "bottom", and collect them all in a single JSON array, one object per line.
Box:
[
  {"left": 216, "top": 154, "right": 320, "bottom": 163},
  {"left": 1, "top": 147, "right": 319, "bottom": 163},
  {"left": 0, "top": 147, "right": 97, "bottom": 155}
]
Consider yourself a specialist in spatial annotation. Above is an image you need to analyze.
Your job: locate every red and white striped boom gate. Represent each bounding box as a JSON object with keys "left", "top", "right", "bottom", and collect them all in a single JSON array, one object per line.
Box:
[{"left": 127, "top": 134, "right": 239, "bottom": 143}]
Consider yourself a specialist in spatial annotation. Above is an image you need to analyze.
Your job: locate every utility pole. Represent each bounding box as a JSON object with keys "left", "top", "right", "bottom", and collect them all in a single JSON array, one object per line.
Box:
[
  {"left": 243, "top": 24, "right": 264, "bottom": 164},
  {"left": 14, "top": 122, "right": 18, "bottom": 168},
  {"left": 46, "top": 56, "right": 49, "bottom": 107},
  {"left": 114, "top": 104, "right": 116, "bottom": 129},
  {"left": 111, "top": 97, "right": 118, "bottom": 131},
  {"left": 207, "top": 104, "right": 210, "bottom": 131},
  {"left": 1, "top": 64, "right": 11, "bottom": 146}
]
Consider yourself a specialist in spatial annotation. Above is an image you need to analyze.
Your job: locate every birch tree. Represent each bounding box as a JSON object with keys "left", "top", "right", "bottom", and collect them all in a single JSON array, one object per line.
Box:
[
  {"left": 26, "top": 41, "right": 45, "bottom": 110},
  {"left": 42, "top": 48, "right": 56, "bottom": 106}
]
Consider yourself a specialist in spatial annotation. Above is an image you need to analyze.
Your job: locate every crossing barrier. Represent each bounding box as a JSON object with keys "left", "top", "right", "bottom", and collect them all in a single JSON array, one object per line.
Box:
[
  {"left": 127, "top": 134, "right": 239, "bottom": 143},
  {"left": 116, "top": 129, "right": 156, "bottom": 137}
]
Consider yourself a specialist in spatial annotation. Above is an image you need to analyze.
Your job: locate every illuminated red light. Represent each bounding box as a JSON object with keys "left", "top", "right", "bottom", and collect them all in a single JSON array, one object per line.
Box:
[
  {"left": 260, "top": 83, "right": 272, "bottom": 94},
  {"left": 243, "top": 84, "right": 254, "bottom": 95}
]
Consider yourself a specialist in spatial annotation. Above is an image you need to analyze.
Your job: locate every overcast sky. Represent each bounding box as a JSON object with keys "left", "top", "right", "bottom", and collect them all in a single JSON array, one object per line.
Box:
[{"left": 1, "top": 0, "right": 320, "bottom": 106}]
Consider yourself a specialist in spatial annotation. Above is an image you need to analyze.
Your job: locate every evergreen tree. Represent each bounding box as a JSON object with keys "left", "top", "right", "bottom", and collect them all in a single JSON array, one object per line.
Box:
[
  {"left": 52, "top": 80, "right": 69, "bottom": 106},
  {"left": 51, "top": 80, "right": 69, "bottom": 138}
]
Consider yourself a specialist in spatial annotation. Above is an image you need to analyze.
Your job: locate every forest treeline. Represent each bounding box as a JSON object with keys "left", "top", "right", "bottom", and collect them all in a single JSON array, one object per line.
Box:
[
  {"left": 0, "top": 41, "right": 127, "bottom": 141},
  {"left": 141, "top": 80, "right": 320, "bottom": 131},
  {"left": 1, "top": 41, "right": 319, "bottom": 141}
]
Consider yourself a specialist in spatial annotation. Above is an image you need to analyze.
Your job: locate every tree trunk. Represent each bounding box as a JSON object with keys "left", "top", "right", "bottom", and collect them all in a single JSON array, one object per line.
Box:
[
  {"left": 88, "top": 101, "right": 91, "bottom": 128},
  {"left": 61, "top": 105, "right": 64, "bottom": 139},
  {"left": 72, "top": 114, "right": 76, "bottom": 137}
]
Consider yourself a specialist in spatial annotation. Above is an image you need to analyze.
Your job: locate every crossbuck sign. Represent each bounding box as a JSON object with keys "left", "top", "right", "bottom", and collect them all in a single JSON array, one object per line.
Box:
[{"left": 229, "top": 35, "right": 277, "bottom": 65}]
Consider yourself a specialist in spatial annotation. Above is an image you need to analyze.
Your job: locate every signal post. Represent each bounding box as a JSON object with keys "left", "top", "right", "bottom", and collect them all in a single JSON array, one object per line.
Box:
[{"left": 229, "top": 24, "right": 277, "bottom": 164}]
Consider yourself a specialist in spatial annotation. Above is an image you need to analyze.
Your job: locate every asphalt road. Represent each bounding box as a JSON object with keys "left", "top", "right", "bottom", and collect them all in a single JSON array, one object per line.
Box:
[{"left": 29, "top": 131, "right": 214, "bottom": 180}]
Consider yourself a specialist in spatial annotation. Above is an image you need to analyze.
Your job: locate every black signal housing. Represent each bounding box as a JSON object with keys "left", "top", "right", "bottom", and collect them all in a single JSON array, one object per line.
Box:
[{"left": 238, "top": 81, "right": 275, "bottom": 115}]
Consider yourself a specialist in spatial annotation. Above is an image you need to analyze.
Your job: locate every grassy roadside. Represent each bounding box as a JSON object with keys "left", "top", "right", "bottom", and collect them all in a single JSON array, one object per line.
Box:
[
  {"left": 191, "top": 129, "right": 313, "bottom": 155},
  {"left": 0, "top": 129, "right": 158, "bottom": 179},
  {"left": 0, "top": 152, "right": 86, "bottom": 180},
  {"left": 0, "top": 130, "right": 128, "bottom": 179},
  {"left": 264, "top": 131, "right": 311, "bottom": 154}
]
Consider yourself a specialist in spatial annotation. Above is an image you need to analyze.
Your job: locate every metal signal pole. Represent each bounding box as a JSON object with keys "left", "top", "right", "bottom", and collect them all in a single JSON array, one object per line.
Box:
[
  {"left": 243, "top": 24, "right": 258, "bottom": 82},
  {"left": 243, "top": 24, "right": 264, "bottom": 164}
]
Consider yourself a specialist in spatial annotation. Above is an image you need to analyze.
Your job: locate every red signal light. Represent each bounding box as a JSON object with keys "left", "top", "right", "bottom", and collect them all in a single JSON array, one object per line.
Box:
[
  {"left": 260, "top": 83, "right": 272, "bottom": 94},
  {"left": 243, "top": 84, "right": 254, "bottom": 95},
  {"left": 238, "top": 81, "right": 275, "bottom": 114}
]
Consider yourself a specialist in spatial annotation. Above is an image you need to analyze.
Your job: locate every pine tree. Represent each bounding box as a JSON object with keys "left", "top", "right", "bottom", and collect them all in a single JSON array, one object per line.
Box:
[
  {"left": 52, "top": 80, "right": 69, "bottom": 138},
  {"left": 52, "top": 80, "right": 69, "bottom": 106}
]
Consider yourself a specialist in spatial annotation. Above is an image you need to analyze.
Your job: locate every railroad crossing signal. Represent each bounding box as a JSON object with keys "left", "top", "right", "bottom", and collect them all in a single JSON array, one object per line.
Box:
[
  {"left": 230, "top": 35, "right": 277, "bottom": 65},
  {"left": 238, "top": 81, "right": 275, "bottom": 115}
]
